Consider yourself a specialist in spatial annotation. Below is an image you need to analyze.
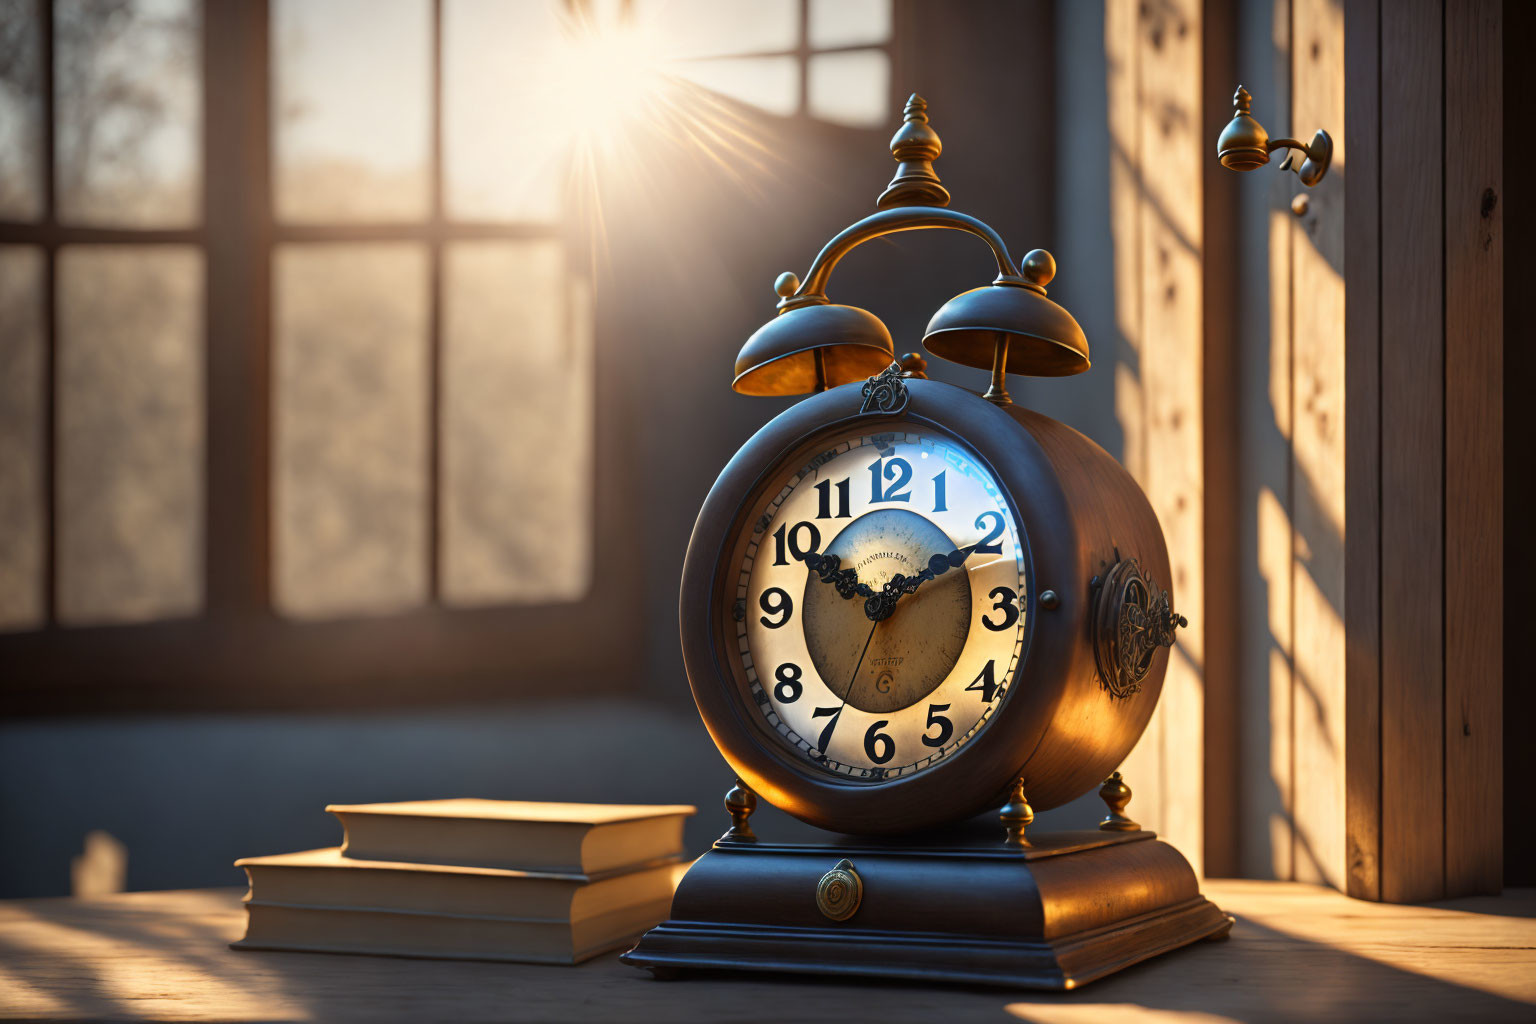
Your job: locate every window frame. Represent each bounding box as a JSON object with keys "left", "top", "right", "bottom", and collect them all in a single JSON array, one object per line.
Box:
[{"left": 1, "top": 0, "right": 638, "bottom": 715}]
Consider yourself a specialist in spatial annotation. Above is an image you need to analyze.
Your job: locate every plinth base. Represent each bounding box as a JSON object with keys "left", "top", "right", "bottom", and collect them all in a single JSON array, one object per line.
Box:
[{"left": 621, "top": 829, "right": 1231, "bottom": 990}]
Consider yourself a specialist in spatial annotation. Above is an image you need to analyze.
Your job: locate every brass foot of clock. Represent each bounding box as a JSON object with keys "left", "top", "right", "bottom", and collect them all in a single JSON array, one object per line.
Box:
[{"left": 626, "top": 96, "right": 1230, "bottom": 990}]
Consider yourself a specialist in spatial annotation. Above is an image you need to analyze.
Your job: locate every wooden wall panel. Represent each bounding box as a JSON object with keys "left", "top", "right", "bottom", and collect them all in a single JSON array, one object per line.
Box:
[
  {"left": 1236, "top": 0, "right": 1295, "bottom": 883},
  {"left": 1104, "top": 0, "right": 1163, "bottom": 850},
  {"left": 1342, "top": 0, "right": 1382, "bottom": 903},
  {"left": 1443, "top": 0, "right": 1502, "bottom": 896},
  {"left": 1340, "top": 0, "right": 1503, "bottom": 902},
  {"left": 1108, "top": 0, "right": 1503, "bottom": 896},
  {"left": 1106, "top": 0, "right": 1206, "bottom": 874},
  {"left": 1288, "top": 0, "right": 1347, "bottom": 891},
  {"left": 1138, "top": 0, "right": 1206, "bottom": 879},
  {"left": 1378, "top": 0, "right": 1445, "bottom": 905}
]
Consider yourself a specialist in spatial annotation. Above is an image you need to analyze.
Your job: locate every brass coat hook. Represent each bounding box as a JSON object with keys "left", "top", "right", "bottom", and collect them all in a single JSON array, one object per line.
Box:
[{"left": 1217, "top": 85, "right": 1333, "bottom": 187}]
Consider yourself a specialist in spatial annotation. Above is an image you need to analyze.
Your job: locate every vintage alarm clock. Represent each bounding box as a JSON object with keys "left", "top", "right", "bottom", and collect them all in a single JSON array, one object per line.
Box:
[{"left": 625, "top": 96, "right": 1229, "bottom": 990}]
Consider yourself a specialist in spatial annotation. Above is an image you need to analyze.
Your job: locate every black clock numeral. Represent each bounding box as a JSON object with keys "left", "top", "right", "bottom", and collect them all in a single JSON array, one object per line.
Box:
[
  {"left": 965, "top": 660, "right": 1001, "bottom": 702},
  {"left": 974, "top": 510, "right": 1005, "bottom": 553},
  {"left": 773, "top": 663, "right": 803, "bottom": 703},
  {"left": 922, "top": 703, "right": 954, "bottom": 747},
  {"left": 982, "top": 586, "right": 1020, "bottom": 631},
  {"left": 863, "top": 719, "right": 894, "bottom": 764},
  {"left": 811, "top": 706, "right": 843, "bottom": 752},
  {"left": 932, "top": 470, "right": 948, "bottom": 512},
  {"left": 814, "top": 478, "right": 851, "bottom": 519},
  {"left": 758, "top": 587, "right": 793, "bottom": 628},
  {"left": 868, "top": 456, "right": 912, "bottom": 503},
  {"left": 772, "top": 520, "right": 821, "bottom": 566}
]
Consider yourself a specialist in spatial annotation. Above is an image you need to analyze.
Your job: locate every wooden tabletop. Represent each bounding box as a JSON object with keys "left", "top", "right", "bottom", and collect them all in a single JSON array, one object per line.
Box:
[{"left": 2, "top": 880, "right": 1533, "bottom": 1022}]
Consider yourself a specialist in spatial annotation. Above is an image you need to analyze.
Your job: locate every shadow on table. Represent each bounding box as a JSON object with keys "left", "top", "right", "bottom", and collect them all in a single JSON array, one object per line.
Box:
[{"left": 2, "top": 891, "right": 1533, "bottom": 1023}]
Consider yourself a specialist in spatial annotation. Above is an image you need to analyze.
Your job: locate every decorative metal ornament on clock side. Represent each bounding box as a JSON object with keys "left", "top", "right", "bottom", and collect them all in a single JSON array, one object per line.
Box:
[{"left": 623, "top": 95, "right": 1231, "bottom": 990}]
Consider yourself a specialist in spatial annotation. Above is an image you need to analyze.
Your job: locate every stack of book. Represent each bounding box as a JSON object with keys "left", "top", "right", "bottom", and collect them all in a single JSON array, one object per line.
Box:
[{"left": 231, "top": 799, "right": 695, "bottom": 965}]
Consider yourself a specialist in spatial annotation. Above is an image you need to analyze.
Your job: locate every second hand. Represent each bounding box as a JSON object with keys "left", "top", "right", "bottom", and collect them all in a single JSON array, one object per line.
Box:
[{"left": 821, "top": 617, "right": 881, "bottom": 757}]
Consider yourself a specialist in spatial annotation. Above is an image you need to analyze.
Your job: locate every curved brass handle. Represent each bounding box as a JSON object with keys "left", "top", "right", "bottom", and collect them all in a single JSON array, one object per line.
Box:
[{"left": 780, "top": 205, "right": 1029, "bottom": 312}]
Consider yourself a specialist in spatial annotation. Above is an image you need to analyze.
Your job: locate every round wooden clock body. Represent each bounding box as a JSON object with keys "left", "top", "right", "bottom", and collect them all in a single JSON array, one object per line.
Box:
[{"left": 680, "top": 377, "right": 1173, "bottom": 835}]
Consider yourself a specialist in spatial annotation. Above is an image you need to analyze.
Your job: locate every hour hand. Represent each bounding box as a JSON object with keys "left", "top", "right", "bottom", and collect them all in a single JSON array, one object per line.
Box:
[{"left": 802, "top": 552, "right": 874, "bottom": 601}]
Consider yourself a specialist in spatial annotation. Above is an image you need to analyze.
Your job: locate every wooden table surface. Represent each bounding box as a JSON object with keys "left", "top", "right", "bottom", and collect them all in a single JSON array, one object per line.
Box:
[{"left": 2, "top": 880, "right": 1533, "bottom": 1022}]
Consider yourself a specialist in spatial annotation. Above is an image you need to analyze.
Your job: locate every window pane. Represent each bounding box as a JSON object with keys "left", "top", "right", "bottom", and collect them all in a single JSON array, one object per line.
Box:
[
  {"left": 673, "top": 57, "right": 799, "bottom": 118},
  {"left": 0, "top": 247, "right": 45, "bottom": 630},
  {"left": 808, "top": 50, "right": 889, "bottom": 128},
  {"left": 273, "top": 0, "right": 430, "bottom": 223},
  {"left": 632, "top": 0, "right": 797, "bottom": 59},
  {"left": 0, "top": 0, "right": 44, "bottom": 220},
  {"left": 808, "top": 0, "right": 892, "bottom": 49},
  {"left": 441, "top": 240, "right": 592, "bottom": 606},
  {"left": 443, "top": 0, "right": 566, "bottom": 223},
  {"left": 57, "top": 246, "right": 203, "bottom": 625},
  {"left": 274, "top": 244, "right": 428, "bottom": 619},
  {"left": 55, "top": 0, "right": 201, "bottom": 228}
]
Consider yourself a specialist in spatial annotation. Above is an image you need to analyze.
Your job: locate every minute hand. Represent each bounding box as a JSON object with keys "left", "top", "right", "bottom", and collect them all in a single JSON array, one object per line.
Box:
[{"left": 867, "top": 541, "right": 986, "bottom": 621}]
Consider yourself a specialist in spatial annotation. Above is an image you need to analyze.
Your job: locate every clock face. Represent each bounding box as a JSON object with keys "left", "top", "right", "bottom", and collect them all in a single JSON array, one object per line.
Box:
[{"left": 734, "top": 429, "right": 1027, "bottom": 780}]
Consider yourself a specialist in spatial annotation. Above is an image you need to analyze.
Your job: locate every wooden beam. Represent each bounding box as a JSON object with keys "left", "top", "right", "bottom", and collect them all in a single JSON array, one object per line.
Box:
[
  {"left": 1200, "top": 0, "right": 1242, "bottom": 881},
  {"left": 1343, "top": 0, "right": 1383, "bottom": 903},
  {"left": 1288, "top": 0, "right": 1347, "bottom": 891},
  {"left": 203, "top": 0, "right": 272, "bottom": 619},
  {"left": 1378, "top": 0, "right": 1444, "bottom": 905},
  {"left": 1443, "top": 0, "right": 1502, "bottom": 896}
]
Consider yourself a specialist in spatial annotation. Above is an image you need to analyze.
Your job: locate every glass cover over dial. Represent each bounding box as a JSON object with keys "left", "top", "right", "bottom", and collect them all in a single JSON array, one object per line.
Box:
[{"left": 735, "top": 430, "right": 1027, "bottom": 780}]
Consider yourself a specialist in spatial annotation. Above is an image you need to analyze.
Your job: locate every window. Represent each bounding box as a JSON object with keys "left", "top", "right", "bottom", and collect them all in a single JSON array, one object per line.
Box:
[
  {"left": 0, "top": 0, "right": 204, "bottom": 635},
  {"left": 624, "top": 0, "right": 894, "bottom": 127},
  {"left": 270, "top": 0, "right": 593, "bottom": 618},
  {"left": 0, "top": 0, "right": 896, "bottom": 713}
]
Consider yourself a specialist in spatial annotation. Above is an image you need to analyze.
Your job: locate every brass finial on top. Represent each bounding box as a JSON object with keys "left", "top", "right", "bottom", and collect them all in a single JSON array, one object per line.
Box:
[
  {"left": 876, "top": 94, "right": 951, "bottom": 209},
  {"left": 1098, "top": 771, "right": 1140, "bottom": 831},
  {"left": 1233, "top": 84, "right": 1252, "bottom": 114}
]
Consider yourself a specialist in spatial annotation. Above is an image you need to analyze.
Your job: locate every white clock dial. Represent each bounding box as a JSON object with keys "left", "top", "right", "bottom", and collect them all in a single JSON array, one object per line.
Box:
[{"left": 735, "top": 430, "right": 1027, "bottom": 780}]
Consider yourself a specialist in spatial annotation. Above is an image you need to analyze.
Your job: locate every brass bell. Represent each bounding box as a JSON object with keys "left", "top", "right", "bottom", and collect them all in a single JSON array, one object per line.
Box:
[
  {"left": 922, "top": 248, "right": 1090, "bottom": 388},
  {"left": 1216, "top": 85, "right": 1271, "bottom": 171},
  {"left": 731, "top": 272, "right": 895, "bottom": 397}
]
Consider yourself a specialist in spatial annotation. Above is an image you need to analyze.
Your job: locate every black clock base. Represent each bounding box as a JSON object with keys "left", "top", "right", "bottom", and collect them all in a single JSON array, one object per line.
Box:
[{"left": 621, "top": 829, "right": 1232, "bottom": 990}]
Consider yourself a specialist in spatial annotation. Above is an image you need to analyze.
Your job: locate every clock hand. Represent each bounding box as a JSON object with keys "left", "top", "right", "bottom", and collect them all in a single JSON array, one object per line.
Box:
[
  {"left": 803, "top": 551, "right": 878, "bottom": 601},
  {"left": 816, "top": 615, "right": 882, "bottom": 756},
  {"left": 864, "top": 541, "right": 986, "bottom": 621}
]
